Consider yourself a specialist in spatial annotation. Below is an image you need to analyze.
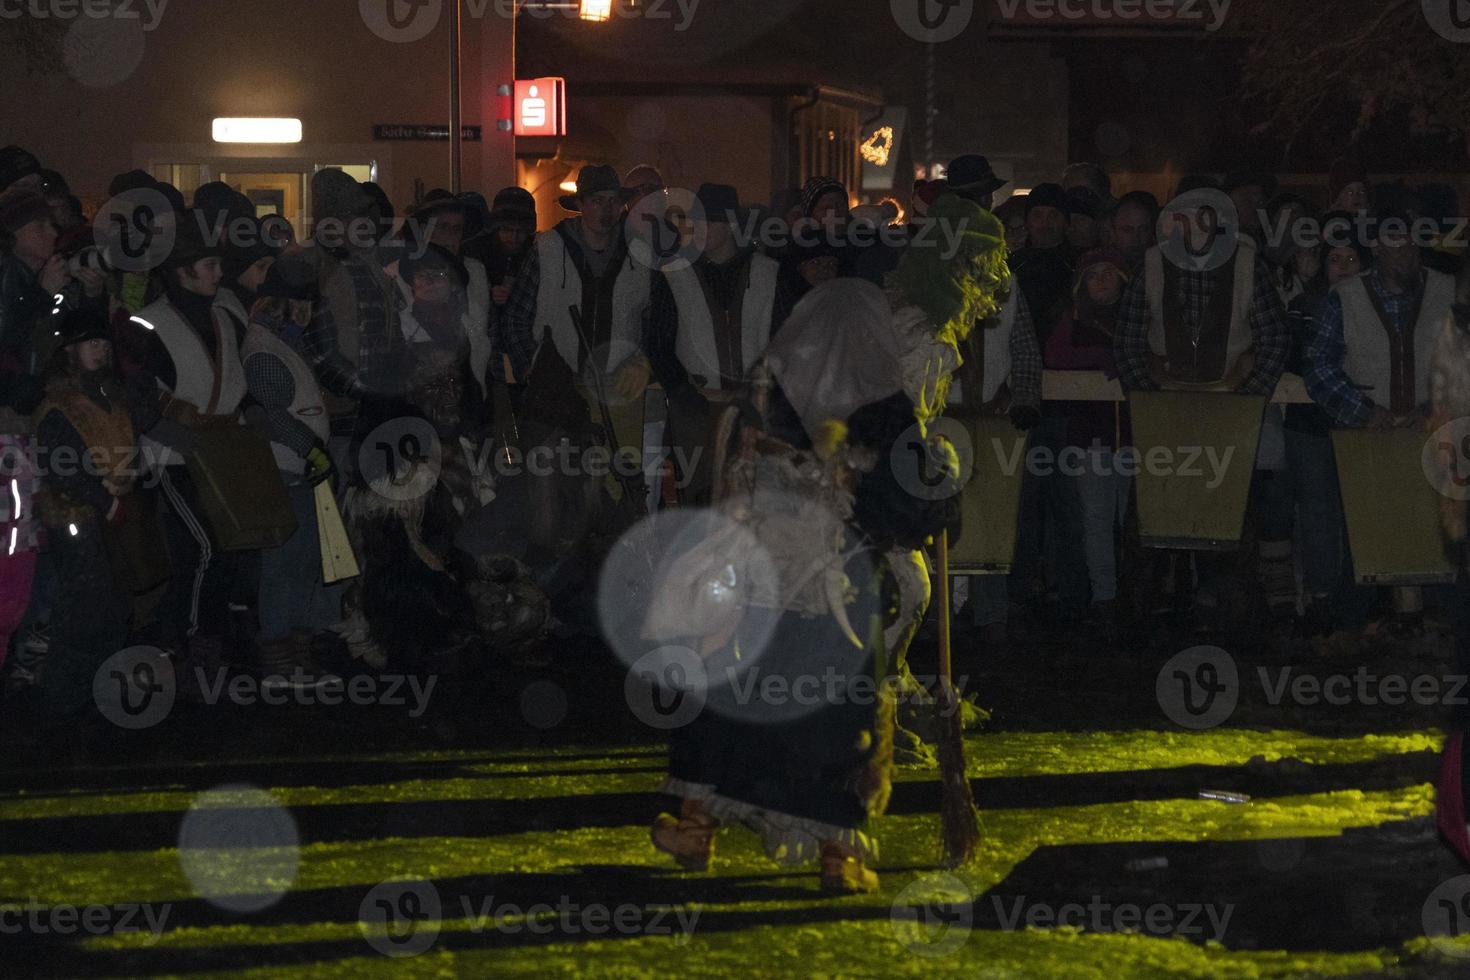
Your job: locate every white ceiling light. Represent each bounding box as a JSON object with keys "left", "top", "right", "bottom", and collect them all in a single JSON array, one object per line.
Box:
[{"left": 212, "top": 118, "right": 303, "bottom": 144}]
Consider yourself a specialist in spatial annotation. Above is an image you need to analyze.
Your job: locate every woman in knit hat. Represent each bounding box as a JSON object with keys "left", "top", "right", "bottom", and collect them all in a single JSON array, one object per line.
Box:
[{"left": 1327, "top": 158, "right": 1370, "bottom": 215}]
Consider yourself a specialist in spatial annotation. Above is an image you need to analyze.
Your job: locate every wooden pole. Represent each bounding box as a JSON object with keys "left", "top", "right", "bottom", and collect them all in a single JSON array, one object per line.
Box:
[
  {"left": 935, "top": 528, "right": 980, "bottom": 866},
  {"left": 449, "top": 0, "right": 463, "bottom": 193}
]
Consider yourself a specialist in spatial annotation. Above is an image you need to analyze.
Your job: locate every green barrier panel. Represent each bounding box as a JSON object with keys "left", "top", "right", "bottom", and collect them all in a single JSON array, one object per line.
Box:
[
  {"left": 1128, "top": 391, "right": 1265, "bottom": 550},
  {"left": 949, "top": 416, "right": 1027, "bottom": 573},
  {"left": 1332, "top": 428, "right": 1456, "bottom": 585}
]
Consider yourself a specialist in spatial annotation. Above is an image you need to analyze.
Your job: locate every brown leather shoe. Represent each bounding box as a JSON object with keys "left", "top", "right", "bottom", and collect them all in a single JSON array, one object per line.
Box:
[
  {"left": 819, "top": 840, "right": 879, "bottom": 894},
  {"left": 650, "top": 798, "right": 719, "bottom": 872}
]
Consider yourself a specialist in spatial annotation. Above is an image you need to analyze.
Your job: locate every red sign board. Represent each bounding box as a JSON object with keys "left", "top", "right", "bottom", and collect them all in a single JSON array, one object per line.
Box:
[{"left": 514, "top": 77, "right": 567, "bottom": 137}]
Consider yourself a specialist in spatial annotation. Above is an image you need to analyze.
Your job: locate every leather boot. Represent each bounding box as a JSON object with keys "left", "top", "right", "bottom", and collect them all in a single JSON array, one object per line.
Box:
[
  {"left": 650, "top": 798, "right": 719, "bottom": 871},
  {"left": 819, "top": 840, "right": 879, "bottom": 894}
]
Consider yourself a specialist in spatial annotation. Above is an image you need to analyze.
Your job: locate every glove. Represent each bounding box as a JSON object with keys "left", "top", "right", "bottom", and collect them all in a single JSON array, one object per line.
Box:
[
  {"left": 1009, "top": 404, "right": 1041, "bottom": 432},
  {"left": 614, "top": 354, "right": 652, "bottom": 402},
  {"left": 305, "top": 443, "right": 337, "bottom": 487}
]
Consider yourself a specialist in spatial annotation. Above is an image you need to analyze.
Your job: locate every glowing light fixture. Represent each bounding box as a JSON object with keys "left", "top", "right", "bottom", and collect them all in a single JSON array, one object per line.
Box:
[
  {"left": 212, "top": 118, "right": 302, "bottom": 144},
  {"left": 559, "top": 180, "right": 579, "bottom": 193},
  {"left": 580, "top": 0, "right": 612, "bottom": 21}
]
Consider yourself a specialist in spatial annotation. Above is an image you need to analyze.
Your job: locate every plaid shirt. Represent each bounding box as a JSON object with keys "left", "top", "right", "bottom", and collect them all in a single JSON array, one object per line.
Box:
[
  {"left": 1006, "top": 288, "right": 1043, "bottom": 409},
  {"left": 1305, "top": 268, "right": 1425, "bottom": 428},
  {"left": 1115, "top": 251, "right": 1290, "bottom": 395},
  {"left": 498, "top": 246, "right": 542, "bottom": 382}
]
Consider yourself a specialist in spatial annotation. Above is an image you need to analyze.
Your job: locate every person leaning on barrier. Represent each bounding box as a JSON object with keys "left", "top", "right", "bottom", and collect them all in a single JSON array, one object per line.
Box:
[
  {"left": 1305, "top": 208, "right": 1455, "bottom": 431},
  {"left": 1113, "top": 179, "right": 1290, "bottom": 396}
]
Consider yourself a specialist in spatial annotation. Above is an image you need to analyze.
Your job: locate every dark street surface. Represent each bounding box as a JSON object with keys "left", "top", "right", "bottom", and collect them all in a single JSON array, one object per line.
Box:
[{"left": 2, "top": 618, "right": 1468, "bottom": 978}]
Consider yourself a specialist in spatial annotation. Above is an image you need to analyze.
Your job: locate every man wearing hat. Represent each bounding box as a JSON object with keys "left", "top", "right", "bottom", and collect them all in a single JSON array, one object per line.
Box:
[
  {"left": 2, "top": 186, "right": 107, "bottom": 417},
  {"left": 299, "top": 167, "right": 402, "bottom": 474},
  {"left": 30, "top": 308, "right": 142, "bottom": 730},
  {"left": 469, "top": 187, "right": 538, "bottom": 387},
  {"left": 241, "top": 255, "right": 341, "bottom": 687},
  {"left": 406, "top": 190, "right": 492, "bottom": 397},
  {"left": 500, "top": 163, "right": 649, "bottom": 394},
  {"left": 645, "top": 182, "right": 781, "bottom": 503},
  {"left": 946, "top": 154, "right": 1008, "bottom": 211},
  {"left": 127, "top": 209, "right": 252, "bottom": 666}
]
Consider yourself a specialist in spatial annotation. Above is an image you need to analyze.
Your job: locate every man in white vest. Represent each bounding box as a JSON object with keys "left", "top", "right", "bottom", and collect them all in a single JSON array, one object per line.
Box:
[
  {"left": 1306, "top": 209, "right": 1456, "bottom": 429},
  {"left": 500, "top": 165, "right": 649, "bottom": 403},
  {"left": 126, "top": 210, "right": 251, "bottom": 666},
  {"left": 1306, "top": 209, "right": 1457, "bottom": 634},
  {"left": 1113, "top": 181, "right": 1290, "bottom": 632},
  {"left": 1115, "top": 182, "right": 1290, "bottom": 395},
  {"left": 644, "top": 183, "right": 780, "bottom": 504}
]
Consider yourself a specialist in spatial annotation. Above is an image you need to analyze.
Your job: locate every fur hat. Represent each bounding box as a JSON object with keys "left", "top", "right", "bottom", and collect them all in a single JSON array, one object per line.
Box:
[{"left": 0, "top": 186, "right": 50, "bottom": 234}]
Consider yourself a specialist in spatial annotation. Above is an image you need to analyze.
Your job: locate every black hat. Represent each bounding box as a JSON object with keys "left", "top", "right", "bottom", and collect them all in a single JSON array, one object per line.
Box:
[
  {"left": 257, "top": 251, "right": 320, "bottom": 302},
  {"left": 311, "top": 168, "right": 371, "bottom": 226},
  {"left": 194, "top": 181, "right": 252, "bottom": 226},
  {"left": 1024, "top": 183, "right": 1071, "bottom": 216},
  {"left": 410, "top": 189, "right": 484, "bottom": 240},
  {"left": 108, "top": 169, "right": 160, "bottom": 198},
  {"left": 1222, "top": 171, "right": 1279, "bottom": 198},
  {"left": 165, "top": 210, "right": 226, "bottom": 270},
  {"left": 361, "top": 182, "right": 395, "bottom": 226},
  {"left": 53, "top": 307, "right": 111, "bottom": 348},
  {"left": 560, "top": 164, "right": 632, "bottom": 212},
  {"left": 1065, "top": 185, "right": 1104, "bottom": 220},
  {"left": 0, "top": 187, "right": 51, "bottom": 235},
  {"left": 399, "top": 242, "right": 469, "bottom": 290},
  {"left": 0, "top": 146, "right": 41, "bottom": 194},
  {"left": 946, "top": 154, "right": 1008, "bottom": 197},
  {"left": 222, "top": 216, "right": 280, "bottom": 284},
  {"left": 157, "top": 182, "right": 186, "bottom": 214},
  {"left": 490, "top": 186, "right": 536, "bottom": 228},
  {"left": 695, "top": 183, "right": 746, "bottom": 225},
  {"left": 36, "top": 169, "right": 70, "bottom": 199}
]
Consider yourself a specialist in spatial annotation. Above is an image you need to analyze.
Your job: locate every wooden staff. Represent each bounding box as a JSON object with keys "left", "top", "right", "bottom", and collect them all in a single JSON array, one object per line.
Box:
[{"left": 935, "top": 527, "right": 980, "bottom": 866}]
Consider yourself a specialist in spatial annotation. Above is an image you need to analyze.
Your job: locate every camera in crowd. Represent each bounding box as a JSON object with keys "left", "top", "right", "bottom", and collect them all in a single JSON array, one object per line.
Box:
[{"left": 66, "top": 245, "right": 111, "bottom": 276}]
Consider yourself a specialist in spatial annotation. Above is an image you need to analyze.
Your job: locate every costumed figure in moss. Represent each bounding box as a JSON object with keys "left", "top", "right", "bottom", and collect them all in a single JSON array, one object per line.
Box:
[{"left": 642, "top": 203, "right": 1007, "bottom": 888}]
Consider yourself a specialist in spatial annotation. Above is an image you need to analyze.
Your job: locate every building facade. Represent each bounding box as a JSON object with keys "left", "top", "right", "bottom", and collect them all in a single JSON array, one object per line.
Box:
[{"left": 0, "top": 1, "right": 518, "bottom": 232}]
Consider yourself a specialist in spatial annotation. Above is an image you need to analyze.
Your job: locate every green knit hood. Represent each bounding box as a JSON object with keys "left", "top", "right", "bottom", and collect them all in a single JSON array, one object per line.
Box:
[{"left": 889, "top": 195, "right": 1011, "bottom": 345}]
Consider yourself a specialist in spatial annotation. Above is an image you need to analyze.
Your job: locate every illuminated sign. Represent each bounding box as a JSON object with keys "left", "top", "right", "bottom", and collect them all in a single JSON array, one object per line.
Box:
[
  {"left": 860, "top": 108, "right": 908, "bottom": 191},
  {"left": 860, "top": 126, "right": 895, "bottom": 167},
  {"left": 213, "top": 118, "right": 302, "bottom": 144},
  {"left": 514, "top": 77, "right": 567, "bottom": 137}
]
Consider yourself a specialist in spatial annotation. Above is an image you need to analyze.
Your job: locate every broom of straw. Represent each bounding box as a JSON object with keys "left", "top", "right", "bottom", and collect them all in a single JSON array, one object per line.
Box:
[{"left": 935, "top": 528, "right": 980, "bottom": 866}]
